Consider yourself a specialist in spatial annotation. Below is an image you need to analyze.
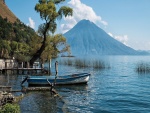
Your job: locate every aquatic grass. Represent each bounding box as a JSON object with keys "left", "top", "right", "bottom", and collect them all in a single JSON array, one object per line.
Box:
[
  {"left": 93, "top": 60, "right": 105, "bottom": 69},
  {"left": 74, "top": 59, "right": 90, "bottom": 68},
  {"left": 59, "top": 58, "right": 109, "bottom": 70},
  {"left": 136, "top": 62, "right": 150, "bottom": 73},
  {"left": 64, "top": 59, "right": 73, "bottom": 66},
  {"left": 67, "top": 59, "right": 73, "bottom": 66},
  {"left": 59, "top": 59, "right": 73, "bottom": 66}
]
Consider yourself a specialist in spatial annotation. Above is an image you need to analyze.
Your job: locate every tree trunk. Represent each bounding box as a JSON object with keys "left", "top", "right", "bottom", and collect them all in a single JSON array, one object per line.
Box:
[
  {"left": 29, "top": 34, "right": 46, "bottom": 66},
  {"left": 29, "top": 43, "right": 45, "bottom": 67},
  {"left": 29, "top": 22, "right": 50, "bottom": 66}
]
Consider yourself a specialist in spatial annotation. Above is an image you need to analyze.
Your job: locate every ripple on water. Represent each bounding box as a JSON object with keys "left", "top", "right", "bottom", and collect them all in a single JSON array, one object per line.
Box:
[{"left": 1, "top": 56, "right": 150, "bottom": 113}]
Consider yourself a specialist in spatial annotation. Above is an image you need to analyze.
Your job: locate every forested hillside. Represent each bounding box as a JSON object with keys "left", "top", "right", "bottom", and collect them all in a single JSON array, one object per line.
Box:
[
  {"left": 0, "top": 0, "right": 40, "bottom": 61},
  {"left": 0, "top": 16, "right": 37, "bottom": 42},
  {"left": 0, "top": 0, "right": 70, "bottom": 63},
  {"left": 0, "top": 15, "right": 41, "bottom": 61}
]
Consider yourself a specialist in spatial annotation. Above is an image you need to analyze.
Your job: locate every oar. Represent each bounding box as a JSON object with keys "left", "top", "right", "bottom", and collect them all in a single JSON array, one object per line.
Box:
[
  {"left": 21, "top": 75, "right": 29, "bottom": 86},
  {"left": 47, "top": 78, "right": 53, "bottom": 92}
]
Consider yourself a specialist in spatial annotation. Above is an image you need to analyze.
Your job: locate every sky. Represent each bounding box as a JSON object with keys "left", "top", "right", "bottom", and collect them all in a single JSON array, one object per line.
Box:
[{"left": 5, "top": 0, "right": 150, "bottom": 50}]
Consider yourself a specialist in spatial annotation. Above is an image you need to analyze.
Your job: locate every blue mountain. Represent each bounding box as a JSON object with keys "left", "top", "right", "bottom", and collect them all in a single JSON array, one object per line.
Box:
[{"left": 63, "top": 19, "right": 139, "bottom": 56}]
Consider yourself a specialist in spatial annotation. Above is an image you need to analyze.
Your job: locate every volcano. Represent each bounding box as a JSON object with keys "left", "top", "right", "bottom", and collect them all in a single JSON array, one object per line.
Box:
[{"left": 64, "top": 19, "right": 139, "bottom": 56}]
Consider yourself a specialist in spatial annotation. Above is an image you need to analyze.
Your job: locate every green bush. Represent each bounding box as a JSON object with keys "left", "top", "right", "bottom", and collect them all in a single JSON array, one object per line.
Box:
[{"left": 0, "top": 103, "right": 20, "bottom": 113}]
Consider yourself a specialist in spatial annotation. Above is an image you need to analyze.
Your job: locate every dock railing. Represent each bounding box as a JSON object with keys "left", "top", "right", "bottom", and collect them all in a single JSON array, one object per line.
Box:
[{"left": 0, "top": 59, "right": 44, "bottom": 74}]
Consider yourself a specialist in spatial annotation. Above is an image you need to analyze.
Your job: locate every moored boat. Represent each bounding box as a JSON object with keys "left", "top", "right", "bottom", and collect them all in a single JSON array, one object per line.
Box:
[{"left": 27, "top": 73, "right": 90, "bottom": 86}]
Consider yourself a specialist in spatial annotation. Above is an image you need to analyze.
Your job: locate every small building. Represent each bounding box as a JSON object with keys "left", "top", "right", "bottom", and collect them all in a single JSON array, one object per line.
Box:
[
  {"left": 0, "top": 58, "right": 43, "bottom": 75},
  {"left": 0, "top": 58, "right": 16, "bottom": 69}
]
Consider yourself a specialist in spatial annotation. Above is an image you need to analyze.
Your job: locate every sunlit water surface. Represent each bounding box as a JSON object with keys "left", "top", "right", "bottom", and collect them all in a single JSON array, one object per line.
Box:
[{"left": 1, "top": 56, "right": 150, "bottom": 113}]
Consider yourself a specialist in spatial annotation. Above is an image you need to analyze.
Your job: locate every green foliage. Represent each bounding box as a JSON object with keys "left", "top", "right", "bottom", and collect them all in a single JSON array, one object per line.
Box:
[
  {"left": 0, "top": 15, "right": 42, "bottom": 61},
  {"left": 0, "top": 39, "right": 11, "bottom": 58},
  {"left": 0, "top": 0, "right": 73, "bottom": 64},
  {"left": 0, "top": 103, "right": 20, "bottom": 113},
  {"left": 30, "top": 0, "right": 73, "bottom": 65},
  {"left": 0, "top": 16, "right": 37, "bottom": 43},
  {"left": 58, "top": 6, "right": 73, "bottom": 18},
  {"left": 40, "top": 34, "right": 70, "bottom": 62},
  {"left": 13, "top": 42, "right": 31, "bottom": 62},
  {"left": 35, "top": 0, "right": 58, "bottom": 34},
  {"left": 35, "top": 0, "right": 72, "bottom": 35},
  {"left": 0, "top": 39, "right": 33, "bottom": 61},
  {"left": 50, "top": 34, "right": 69, "bottom": 54}
]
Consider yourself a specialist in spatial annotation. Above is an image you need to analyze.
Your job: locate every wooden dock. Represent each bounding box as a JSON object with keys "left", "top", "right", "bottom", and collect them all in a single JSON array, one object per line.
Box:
[
  {"left": 0, "top": 86, "right": 12, "bottom": 92},
  {"left": 0, "top": 59, "right": 49, "bottom": 74},
  {"left": 0, "top": 67, "right": 47, "bottom": 75},
  {"left": 2, "top": 67, "right": 43, "bottom": 71}
]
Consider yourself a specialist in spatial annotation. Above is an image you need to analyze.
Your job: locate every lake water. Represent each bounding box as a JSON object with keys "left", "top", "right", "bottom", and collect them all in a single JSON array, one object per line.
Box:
[{"left": 1, "top": 55, "right": 150, "bottom": 113}]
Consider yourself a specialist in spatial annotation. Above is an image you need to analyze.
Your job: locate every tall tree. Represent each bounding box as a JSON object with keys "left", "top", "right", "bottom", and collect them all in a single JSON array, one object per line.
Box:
[{"left": 29, "top": 0, "right": 73, "bottom": 65}]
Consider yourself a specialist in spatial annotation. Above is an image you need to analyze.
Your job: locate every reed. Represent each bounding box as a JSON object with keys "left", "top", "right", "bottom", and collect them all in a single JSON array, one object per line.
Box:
[
  {"left": 136, "top": 63, "right": 150, "bottom": 73},
  {"left": 65, "top": 59, "right": 73, "bottom": 66},
  {"left": 93, "top": 60, "right": 105, "bottom": 69},
  {"left": 60, "top": 58, "right": 108, "bottom": 69},
  {"left": 59, "top": 59, "right": 73, "bottom": 66},
  {"left": 74, "top": 59, "right": 90, "bottom": 68}
]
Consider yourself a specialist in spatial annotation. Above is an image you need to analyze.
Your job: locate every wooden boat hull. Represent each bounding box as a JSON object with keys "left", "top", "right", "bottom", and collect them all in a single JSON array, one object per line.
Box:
[{"left": 27, "top": 73, "right": 90, "bottom": 86}]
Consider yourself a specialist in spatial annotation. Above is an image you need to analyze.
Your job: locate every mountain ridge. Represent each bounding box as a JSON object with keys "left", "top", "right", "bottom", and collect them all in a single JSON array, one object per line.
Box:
[
  {"left": 0, "top": 0, "right": 17, "bottom": 23},
  {"left": 64, "top": 19, "right": 140, "bottom": 56}
]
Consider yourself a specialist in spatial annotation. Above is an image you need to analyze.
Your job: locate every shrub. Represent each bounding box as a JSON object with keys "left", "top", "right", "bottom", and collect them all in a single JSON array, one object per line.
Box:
[{"left": 0, "top": 103, "right": 20, "bottom": 113}]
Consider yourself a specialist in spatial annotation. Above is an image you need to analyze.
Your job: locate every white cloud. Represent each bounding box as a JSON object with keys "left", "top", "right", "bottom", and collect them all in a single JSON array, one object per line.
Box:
[
  {"left": 115, "top": 35, "right": 128, "bottom": 45},
  {"left": 108, "top": 32, "right": 128, "bottom": 45},
  {"left": 108, "top": 32, "right": 113, "bottom": 37},
  {"left": 61, "top": 0, "right": 108, "bottom": 33},
  {"left": 61, "top": 16, "right": 76, "bottom": 33},
  {"left": 27, "top": 17, "right": 35, "bottom": 29}
]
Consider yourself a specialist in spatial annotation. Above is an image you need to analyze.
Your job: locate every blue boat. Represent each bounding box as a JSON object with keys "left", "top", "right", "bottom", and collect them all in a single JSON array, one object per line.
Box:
[{"left": 27, "top": 73, "right": 90, "bottom": 86}]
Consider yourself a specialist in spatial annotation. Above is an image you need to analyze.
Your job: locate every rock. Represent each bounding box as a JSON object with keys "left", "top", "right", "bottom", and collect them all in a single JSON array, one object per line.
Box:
[{"left": 0, "top": 92, "right": 15, "bottom": 106}]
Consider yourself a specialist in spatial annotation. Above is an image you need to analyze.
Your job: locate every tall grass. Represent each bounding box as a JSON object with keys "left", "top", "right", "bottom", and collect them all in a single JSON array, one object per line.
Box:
[
  {"left": 61, "top": 59, "right": 73, "bottom": 66},
  {"left": 136, "top": 62, "right": 150, "bottom": 73},
  {"left": 93, "top": 60, "right": 105, "bottom": 69},
  {"left": 59, "top": 58, "right": 109, "bottom": 69},
  {"left": 74, "top": 59, "right": 90, "bottom": 68}
]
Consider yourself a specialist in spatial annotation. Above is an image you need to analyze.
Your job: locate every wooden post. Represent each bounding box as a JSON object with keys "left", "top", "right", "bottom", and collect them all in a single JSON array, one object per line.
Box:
[
  {"left": 48, "top": 59, "right": 51, "bottom": 75},
  {"left": 5, "top": 61, "right": 7, "bottom": 73},
  {"left": 27, "top": 62, "right": 29, "bottom": 74},
  {"left": 41, "top": 63, "right": 44, "bottom": 69},
  {"left": 21, "top": 62, "right": 23, "bottom": 68},
  {"left": 5, "top": 62, "right": 7, "bottom": 69},
  {"left": 27, "top": 62, "right": 29, "bottom": 68},
  {"left": 17, "top": 62, "right": 19, "bottom": 75},
  {"left": 55, "top": 61, "right": 58, "bottom": 76}
]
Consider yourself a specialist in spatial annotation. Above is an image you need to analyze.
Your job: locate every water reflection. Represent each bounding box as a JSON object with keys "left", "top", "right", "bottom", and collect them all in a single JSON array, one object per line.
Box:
[
  {"left": 0, "top": 74, "right": 14, "bottom": 86},
  {"left": 19, "top": 92, "right": 63, "bottom": 113},
  {"left": 1, "top": 56, "right": 150, "bottom": 113}
]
